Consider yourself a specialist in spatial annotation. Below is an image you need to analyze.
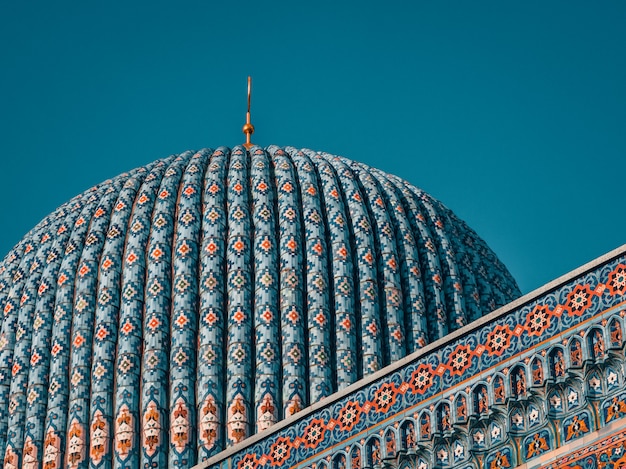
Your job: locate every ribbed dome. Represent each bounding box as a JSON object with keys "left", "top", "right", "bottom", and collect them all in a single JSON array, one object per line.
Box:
[{"left": 0, "top": 145, "right": 520, "bottom": 468}]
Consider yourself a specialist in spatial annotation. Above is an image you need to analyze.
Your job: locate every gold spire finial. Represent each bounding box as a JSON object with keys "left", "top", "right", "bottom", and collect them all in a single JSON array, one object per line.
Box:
[{"left": 242, "top": 76, "right": 254, "bottom": 149}]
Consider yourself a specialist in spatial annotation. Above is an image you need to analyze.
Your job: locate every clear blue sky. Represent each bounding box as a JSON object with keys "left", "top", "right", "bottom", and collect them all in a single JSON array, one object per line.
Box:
[{"left": 1, "top": 1, "right": 625, "bottom": 293}]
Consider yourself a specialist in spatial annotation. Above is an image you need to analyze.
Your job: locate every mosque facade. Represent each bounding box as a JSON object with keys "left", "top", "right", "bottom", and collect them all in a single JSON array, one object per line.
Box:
[
  {"left": 205, "top": 244, "right": 626, "bottom": 469},
  {"left": 0, "top": 144, "right": 624, "bottom": 469}
]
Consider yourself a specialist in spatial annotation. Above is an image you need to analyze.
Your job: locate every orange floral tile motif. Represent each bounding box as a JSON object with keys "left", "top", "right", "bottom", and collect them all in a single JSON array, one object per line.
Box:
[
  {"left": 336, "top": 401, "right": 362, "bottom": 431},
  {"left": 239, "top": 453, "right": 260, "bottom": 469},
  {"left": 607, "top": 263, "right": 626, "bottom": 296},
  {"left": 447, "top": 344, "right": 473, "bottom": 376},
  {"left": 409, "top": 364, "right": 434, "bottom": 394},
  {"left": 300, "top": 419, "right": 327, "bottom": 449},
  {"left": 373, "top": 383, "right": 398, "bottom": 412},
  {"left": 485, "top": 325, "right": 513, "bottom": 356},
  {"left": 525, "top": 305, "right": 551, "bottom": 336},
  {"left": 269, "top": 437, "right": 291, "bottom": 466},
  {"left": 563, "top": 284, "right": 595, "bottom": 316}
]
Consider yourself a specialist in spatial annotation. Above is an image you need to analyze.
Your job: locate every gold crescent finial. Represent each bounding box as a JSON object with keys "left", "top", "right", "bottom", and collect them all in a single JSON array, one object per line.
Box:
[{"left": 243, "top": 76, "right": 254, "bottom": 149}]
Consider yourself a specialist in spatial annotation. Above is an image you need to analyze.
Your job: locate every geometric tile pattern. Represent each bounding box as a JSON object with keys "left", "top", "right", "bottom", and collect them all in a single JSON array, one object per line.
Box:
[
  {"left": 204, "top": 252, "right": 626, "bottom": 469},
  {"left": 0, "top": 145, "right": 520, "bottom": 469}
]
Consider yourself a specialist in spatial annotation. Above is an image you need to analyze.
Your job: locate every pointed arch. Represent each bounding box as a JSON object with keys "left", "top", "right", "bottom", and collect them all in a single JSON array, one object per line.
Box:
[
  {"left": 549, "top": 347, "right": 567, "bottom": 380},
  {"left": 471, "top": 384, "right": 489, "bottom": 416},
  {"left": 608, "top": 317, "right": 623, "bottom": 348},
  {"left": 568, "top": 336, "right": 584, "bottom": 368}
]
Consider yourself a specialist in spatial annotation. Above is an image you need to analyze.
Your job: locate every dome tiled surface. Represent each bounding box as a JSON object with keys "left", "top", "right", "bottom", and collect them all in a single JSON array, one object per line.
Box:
[{"left": 0, "top": 145, "right": 520, "bottom": 468}]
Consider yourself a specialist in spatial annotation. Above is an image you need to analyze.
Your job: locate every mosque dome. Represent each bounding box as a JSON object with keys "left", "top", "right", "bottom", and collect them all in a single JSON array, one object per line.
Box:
[{"left": 0, "top": 145, "right": 520, "bottom": 468}]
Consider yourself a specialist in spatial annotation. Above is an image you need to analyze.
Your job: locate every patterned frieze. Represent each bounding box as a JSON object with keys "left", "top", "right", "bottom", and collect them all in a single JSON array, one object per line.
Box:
[{"left": 201, "top": 250, "right": 626, "bottom": 469}]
